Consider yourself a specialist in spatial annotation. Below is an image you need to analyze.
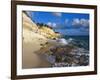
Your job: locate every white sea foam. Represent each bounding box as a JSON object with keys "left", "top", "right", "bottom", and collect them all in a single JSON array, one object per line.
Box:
[
  {"left": 48, "top": 38, "right": 69, "bottom": 46},
  {"left": 56, "top": 38, "right": 68, "bottom": 45}
]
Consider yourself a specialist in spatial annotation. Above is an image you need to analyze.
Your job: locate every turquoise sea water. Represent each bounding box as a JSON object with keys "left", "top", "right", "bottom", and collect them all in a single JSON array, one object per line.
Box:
[{"left": 63, "top": 35, "right": 89, "bottom": 50}]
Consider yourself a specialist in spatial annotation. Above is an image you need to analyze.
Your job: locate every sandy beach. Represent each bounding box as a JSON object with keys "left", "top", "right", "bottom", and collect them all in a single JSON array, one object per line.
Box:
[
  {"left": 22, "top": 28, "right": 52, "bottom": 69},
  {"left": 22, "top": 12, "right": 53, "bottom": 69}
]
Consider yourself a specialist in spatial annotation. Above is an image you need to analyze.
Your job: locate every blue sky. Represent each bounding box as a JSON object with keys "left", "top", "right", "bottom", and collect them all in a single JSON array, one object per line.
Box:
[{"left": 25, "top": 11, "right": 89, "bottom": 36}]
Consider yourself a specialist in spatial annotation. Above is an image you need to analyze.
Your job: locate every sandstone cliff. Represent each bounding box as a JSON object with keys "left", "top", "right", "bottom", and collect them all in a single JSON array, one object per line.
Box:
[{"left": 22, "top": 12, "right": 60, "bottom": 40}]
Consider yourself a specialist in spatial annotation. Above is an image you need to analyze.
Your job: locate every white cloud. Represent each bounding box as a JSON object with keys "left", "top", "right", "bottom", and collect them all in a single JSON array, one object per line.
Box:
[
  {"left": 52, "top": 12, "right": 62, "bottom": 17},
  {"left": 47, "top": 22, "right": 57, "bottom": 27},
  {"left": 72, "top": 18, "right": 89, "bottom": 27},
  {"left": 65, "top": 19, "right": 69, "bottom": 24},
  {"left": 72, "top": 18, "right": 80, "bottom": 26},
  {"left": 47, "top": 22, "right": 52, "bottom": 26},
  {"left": 52, "top": 23, "right": 57, "bottom": 27},
  {"left": 80, "top": 19, "right": 89, "bottom": 27}
]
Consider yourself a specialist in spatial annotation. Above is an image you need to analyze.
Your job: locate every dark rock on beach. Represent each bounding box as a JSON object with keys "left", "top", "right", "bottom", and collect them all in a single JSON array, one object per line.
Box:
[{"left": 35, "top": 40, "right": 89, "bottom": 67}]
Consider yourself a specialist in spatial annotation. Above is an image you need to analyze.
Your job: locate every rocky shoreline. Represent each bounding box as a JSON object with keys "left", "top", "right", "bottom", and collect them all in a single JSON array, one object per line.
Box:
[{"left": 35, "top": 39, "right": 89, "bottom": 67}]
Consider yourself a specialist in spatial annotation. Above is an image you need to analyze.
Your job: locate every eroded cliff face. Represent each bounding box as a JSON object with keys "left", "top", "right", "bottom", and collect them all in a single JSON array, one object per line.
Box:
[
  {"left": 38, "top": 26, "right": 60, "bottom": 39},
  {"left": 22, "top": 12, "right": 51, "bottom": 68},
  {"left": 22, "top": 12, "right": 60, "bottom": 41},
  {"left": 22, "top": 12, "right": 45, "bottom": 43},
  {"left": 22, "top": 12, "right": 38, "bottom": 31}
]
